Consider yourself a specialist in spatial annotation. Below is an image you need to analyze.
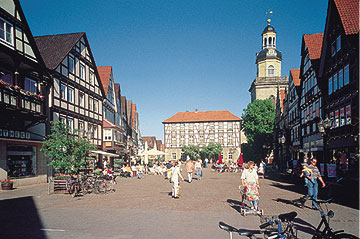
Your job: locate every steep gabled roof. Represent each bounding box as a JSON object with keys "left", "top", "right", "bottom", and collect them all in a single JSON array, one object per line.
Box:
[
  {"left": 290, "top": 69, "right": 301, "bottom": 86},
  {"left": 334, "top": 0, "right": 359, "bottom": 35},
  {"left": 303, "top": 33, "right": 324, "bottom": 60},
  {"left": 114, "top": 83, "right": 121, "bottom": 99},
  {"left": 97, "top": 66, "right": 112, "bottom": 95},
  {"left": 34, "top": 32, "right": 84, "bottom": 70},
  {"left": 142, "top": 136, "right": 157, "bottom": 149},
  {"left": 280, "top": 89, "right": 286, "bottom": 113},
  {"left": 163, "top": 110, "right": 241, "bottom": 123}
]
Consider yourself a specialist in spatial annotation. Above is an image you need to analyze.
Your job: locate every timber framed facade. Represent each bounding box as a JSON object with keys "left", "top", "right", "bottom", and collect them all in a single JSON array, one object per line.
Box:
[
  {"left": 163, "top": 110, "right": 242, "bottom": 162},
  {"left": 0, "top": 0, "right": 51, "bottom": 185},
  {"left": 35, "top": 32, "right": 105, "bottom": 148}
]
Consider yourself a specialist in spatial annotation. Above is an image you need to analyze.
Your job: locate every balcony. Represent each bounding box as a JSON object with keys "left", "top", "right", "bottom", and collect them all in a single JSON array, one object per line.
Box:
[{"left": 0, "top": 81, "right": 45, "bottom": 116}]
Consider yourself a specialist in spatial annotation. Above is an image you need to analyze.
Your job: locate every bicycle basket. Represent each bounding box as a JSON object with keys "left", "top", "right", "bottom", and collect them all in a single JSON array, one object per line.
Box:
[{"left": 260, "top": 215, "right": 286, "bottom": 232}]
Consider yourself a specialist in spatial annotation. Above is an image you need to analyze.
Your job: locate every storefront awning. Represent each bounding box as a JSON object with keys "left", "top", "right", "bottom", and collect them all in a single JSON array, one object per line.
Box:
[{"left": 91, "top": 150, "right": 119, "bottom": 157}]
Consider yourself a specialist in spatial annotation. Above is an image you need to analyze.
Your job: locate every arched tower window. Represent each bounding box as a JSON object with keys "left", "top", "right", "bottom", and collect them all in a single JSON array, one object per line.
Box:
[
  {"left": 273, "top": 37, "right": 276, "bottom": 47},
  {"left": 264, "top": 38, "right": 267, "bottom": 48},
  {"left": 268, "top": 65, "right": 274, "bottom": 76},
  {"left": 269, "top": 37, "right": 272, "bottom": 45}
]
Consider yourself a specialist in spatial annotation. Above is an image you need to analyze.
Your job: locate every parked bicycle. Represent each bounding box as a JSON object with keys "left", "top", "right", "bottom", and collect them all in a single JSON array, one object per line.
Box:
[
  {"left": 219, "top": 211, "right": 297, "bottom": 238},
  {"left": 311, "top": 199, "right": 358, "bottom": 239}
]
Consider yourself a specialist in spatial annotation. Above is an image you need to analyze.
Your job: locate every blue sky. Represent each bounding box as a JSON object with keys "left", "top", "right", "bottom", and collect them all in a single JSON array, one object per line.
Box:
[{"left": 22, "top": 0, "right": 328, "bottom": 141}]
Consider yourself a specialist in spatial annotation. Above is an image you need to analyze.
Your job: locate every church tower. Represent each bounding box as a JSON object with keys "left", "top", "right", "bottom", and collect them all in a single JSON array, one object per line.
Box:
[{"left": 249, "top": 18, "right": 288, "bottom": 105}]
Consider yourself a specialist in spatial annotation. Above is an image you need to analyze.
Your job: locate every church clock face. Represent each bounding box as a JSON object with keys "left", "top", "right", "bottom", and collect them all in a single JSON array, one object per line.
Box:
[{"left": 268, "top": 49, "right": 275, "bottom": 56}]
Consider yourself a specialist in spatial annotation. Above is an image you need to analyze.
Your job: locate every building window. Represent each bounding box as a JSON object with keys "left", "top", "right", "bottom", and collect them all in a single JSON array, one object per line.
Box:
[
  {"left": 89, "top": 97, "right": 93, "bottom": 111},
  {"left": 69, "top": 56, "right": 74, "bottom": 74},
  {"left": 328, "top": 77, "right": 333, "bottom": 95},
  {"left": 66, "top": 119, "right": 73, "bottom": 132},
  {"left": 93, "top": 99, "right": 98, "bottom": 113},
  {"left": 333, "top": 73, "right": 338, "bottom": 92},
  {"left": 338, "top": 68, "right": 343, "bottom": 89},
  {"left": 104, "top": 129, "right": 112, "bottom": 141},
  {"left": 60, "top": 84, "right": 67, "bottom": 100},
  {"left": 80, "top": 64, "right": 85, "bottom": 79},
  {"left": 172, "top": 153, "right": 176, "bottom": 160},
  {"left": 344, "top": 64, "right": 349, "bottom": 85},
  {"left": 0, "top": 71, "right": 13, "bottom": 85},
  {"left": 0, "top": 18, "right": 13, "bottom": 45},
  {"left": 79, "top": 93, "right": 84, "bottom": 107},
  {"left": 89, "top": 71, "right": 94, "bottom": 85},
  {"left": 268, "top": 65, "right": 274, "bottom": 76},
  {"left": 336, "top": 35, "right": 341, "bottom": 52},
  {"left": 67, "top": 87, "right": 74, "bottom": 103},
  {"left": 24, "top": 78, "right": 38, "bottom": 93},
  {"left": 229, "top": 153, "right": 233, "bottom": 160}
]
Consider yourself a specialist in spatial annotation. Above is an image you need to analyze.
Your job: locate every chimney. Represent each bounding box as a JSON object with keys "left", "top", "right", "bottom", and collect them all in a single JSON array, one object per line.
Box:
[{"left": 195, "top": 109, "right": 198, "bottom": 113}]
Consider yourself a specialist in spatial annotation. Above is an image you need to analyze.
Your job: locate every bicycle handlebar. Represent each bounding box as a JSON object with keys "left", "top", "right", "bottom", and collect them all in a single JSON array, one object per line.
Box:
[{"left": 259, "top": 221, "right": 272, "bottom": 229}]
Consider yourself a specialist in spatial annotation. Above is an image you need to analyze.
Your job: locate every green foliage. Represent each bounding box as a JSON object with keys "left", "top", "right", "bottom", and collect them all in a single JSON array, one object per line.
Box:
[
  {"left": 242, "top": 99, "right": 275, "bottom": 143},
  {"left": 41, "top": 121, "right": 96, "bottom": 174},
  {"left": 181, "top": 145, "right": 200, "bottom": 160},
  {"left": 241, "top": 99, "right": 275, "bottom": 162},
  {"left": 200, "top": 142, "right": 223, "bottom": 161}
]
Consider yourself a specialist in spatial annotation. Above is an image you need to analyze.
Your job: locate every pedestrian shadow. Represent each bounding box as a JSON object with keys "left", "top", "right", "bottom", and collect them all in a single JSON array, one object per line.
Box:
[
  {"left": 0, "top": 196, "right": 47, "bottom": 238},
  {"left": 227, "top": 199, "right": 242, "bottom": 214}
]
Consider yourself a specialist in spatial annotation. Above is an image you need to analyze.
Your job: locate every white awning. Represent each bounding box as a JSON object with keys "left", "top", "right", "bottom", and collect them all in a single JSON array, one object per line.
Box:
[{"left": 91, "top": 150, "right": 119, "bottom": 157}]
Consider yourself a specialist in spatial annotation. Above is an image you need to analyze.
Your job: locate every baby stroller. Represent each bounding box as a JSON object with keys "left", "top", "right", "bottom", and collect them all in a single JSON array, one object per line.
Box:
[
  {"left": 239, "top": 185, "right": 263, "bottom": 216},
  {"left": 257, "top": 166, "right": 265, "bottom": 179}
]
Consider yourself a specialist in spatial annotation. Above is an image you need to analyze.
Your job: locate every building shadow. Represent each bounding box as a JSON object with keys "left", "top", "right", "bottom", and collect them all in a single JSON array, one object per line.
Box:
[{"left": 0, "top": 196, "right": 47, "bottom": 239}]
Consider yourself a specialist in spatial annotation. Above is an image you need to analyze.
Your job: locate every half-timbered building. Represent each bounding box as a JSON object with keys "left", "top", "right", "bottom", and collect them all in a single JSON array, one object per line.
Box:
[
  {"left": 34, "top": 32, "right": 105, "bottom": 149},
  {"left": 318, "top": 0, "right": 359, "bottom": 165},
  {"left": 0, "top": 0, "right": 51, "bottom": 184},
  {"left": 162, "top": 110, "right": 242, "bottom": 162},
  {"left": 299, "top": 33, "right": 324, "bottom": 161},
  {"left": 98, "top": 66, "right": 125, "bottom": 160},
  {"left": 287, "top": 69, "right": 301, "bottom": 163}
]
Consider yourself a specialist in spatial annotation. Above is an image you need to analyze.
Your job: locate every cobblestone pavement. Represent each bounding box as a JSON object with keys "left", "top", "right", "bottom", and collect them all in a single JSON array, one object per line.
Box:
[{"left": 0, "top": 167, "right": 359, "bottom": 239}]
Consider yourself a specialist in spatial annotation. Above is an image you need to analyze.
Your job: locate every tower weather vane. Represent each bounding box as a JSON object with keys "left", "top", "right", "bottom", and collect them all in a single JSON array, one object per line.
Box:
[{"left": 265, "top": 9, "right": 273, "bottom": 24}]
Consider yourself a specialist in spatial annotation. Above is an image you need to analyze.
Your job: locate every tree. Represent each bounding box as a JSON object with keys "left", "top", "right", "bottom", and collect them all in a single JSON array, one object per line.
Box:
[
  {"left": 41, "top": 121, "right": 96, "bottom": 174},
  {"left": 242, "top": 99, "right": 275, "bottom": 162},
  {"left": 181, "top": 145, "right": 200, "bottom": 161},
  {"left": 201, "top": 142, "right": 223, "bottom": 161}
]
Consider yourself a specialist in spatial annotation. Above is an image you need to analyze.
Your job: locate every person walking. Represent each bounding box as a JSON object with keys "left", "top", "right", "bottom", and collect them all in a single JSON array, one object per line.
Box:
[
  {"left": 171, "top": 161, "right": 184, "bottom": 199},
  {"left": 185, "top": 159, "right": 194, "bottom": 183},
  {"left": 195, "top": 159, "right": 202, "bottom": 180},
  {"left": 240, "top": 161, "right": 260, "bottom": 210},
  {"left": 307, "top": 158, "right": 326, "bottom": 208}
]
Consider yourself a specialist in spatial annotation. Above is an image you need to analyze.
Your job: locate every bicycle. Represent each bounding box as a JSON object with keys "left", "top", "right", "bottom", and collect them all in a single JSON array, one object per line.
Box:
[
  {"left": 219, "top": 211, "right": 297, "bottom": 238},
  {"left": 311, "top": 199, "right": 358, "bottom": 239}
]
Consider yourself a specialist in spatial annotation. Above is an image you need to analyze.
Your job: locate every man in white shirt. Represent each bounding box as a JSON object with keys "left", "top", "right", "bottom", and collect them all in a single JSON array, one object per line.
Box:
[{"left": 171, "top": 161, "right": 184, "bottom": 199}]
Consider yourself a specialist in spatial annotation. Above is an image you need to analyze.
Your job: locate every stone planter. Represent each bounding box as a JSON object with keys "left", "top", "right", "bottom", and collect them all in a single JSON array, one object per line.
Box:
[{"left": 1, "top": 183, "right": 13, "bottom": 190}]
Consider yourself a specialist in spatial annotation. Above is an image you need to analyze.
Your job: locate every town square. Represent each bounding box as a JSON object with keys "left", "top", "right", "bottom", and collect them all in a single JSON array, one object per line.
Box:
[{"left": 0, "top": 0, "right": 359, "bottom": 238}]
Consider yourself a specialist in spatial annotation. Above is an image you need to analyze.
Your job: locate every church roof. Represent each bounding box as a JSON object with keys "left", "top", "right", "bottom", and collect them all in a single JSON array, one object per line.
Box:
[
  {"left": 263, "top": 25, "right": 276, "bottom": 34},
  {"left": 163, "top": 110, "right": 241, "bottom": 123},
  {"left": 256, "top": 48, "right": 282, "bottom": 62}
]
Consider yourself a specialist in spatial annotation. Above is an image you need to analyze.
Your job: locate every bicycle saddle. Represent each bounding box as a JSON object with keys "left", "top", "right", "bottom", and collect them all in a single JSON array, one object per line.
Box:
[{"left": 278, "top": 211, "right": 297, "bottom": 222}]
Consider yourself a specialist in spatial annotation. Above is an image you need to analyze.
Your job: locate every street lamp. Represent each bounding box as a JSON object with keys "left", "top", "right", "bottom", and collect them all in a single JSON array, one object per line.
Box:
[{"left": 317, "top": 116, "right": 333, "bottom": 177}]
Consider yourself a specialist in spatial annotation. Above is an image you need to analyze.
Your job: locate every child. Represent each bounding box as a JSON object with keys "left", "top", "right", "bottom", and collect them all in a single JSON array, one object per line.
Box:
[{"left": 300, "top": 163, "right": 314, "bottom": 186}]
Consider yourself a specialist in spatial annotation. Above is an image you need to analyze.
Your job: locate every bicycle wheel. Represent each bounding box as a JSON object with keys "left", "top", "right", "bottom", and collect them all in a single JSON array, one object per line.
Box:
[{"left": 333, "top": 233, "right": 358, "bottom": 239}]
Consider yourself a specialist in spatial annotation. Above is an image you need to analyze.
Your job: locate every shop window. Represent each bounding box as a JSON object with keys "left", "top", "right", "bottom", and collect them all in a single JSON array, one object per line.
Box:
[
  {"left": 346, "top": 105, "right": 351, "bottom": 125},
  {"left": 7, "top": 145, "right": 36, "bottom": 178},
  {"left": 340, "top": 108, "right": 345, "bottom": 127},
  {"left": 335, "top": 110, "right": 339, "bottom": 128}
]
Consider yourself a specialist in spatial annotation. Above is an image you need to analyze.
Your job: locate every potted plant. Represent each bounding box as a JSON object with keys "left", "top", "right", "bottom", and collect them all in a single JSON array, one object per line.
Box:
[{"left": 1, "top": 179, "right": 14, "bottom": 190}]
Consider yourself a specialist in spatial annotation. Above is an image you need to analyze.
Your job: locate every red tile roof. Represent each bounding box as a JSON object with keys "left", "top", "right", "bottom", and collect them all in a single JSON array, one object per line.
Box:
[
  {"left": 280, "top": 89, "right": 286, "bottom": 112},
  {"left": 334, "top": 0, "right": 359, "bottom": 35},
  {"left": 142, "top": 136, "right": 157, "bottom": 149},
  {"left": 156, "top": 140, "right": 163, "bottom": 151},
  {"left": 103, "top": 119, "right": 122, "bottom": 131},
  {"left": 163, "top": 110, "right": 241, "bottom": 123},
  {"left": 290, "top": 69, "right": 301, "bottom": 86},
  {"left": 97, "top": 66, "right": 112, "bottom": 95},
  {"left": 303, "top": 33, "right": 324, "bottom": 60}
]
